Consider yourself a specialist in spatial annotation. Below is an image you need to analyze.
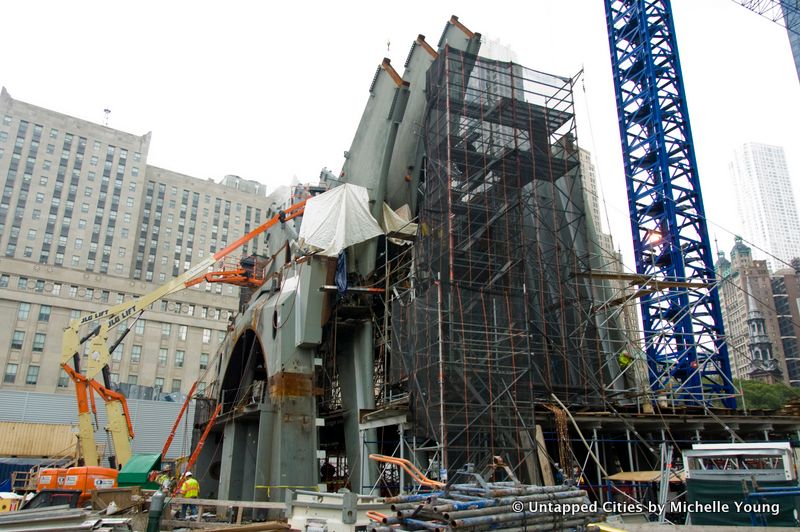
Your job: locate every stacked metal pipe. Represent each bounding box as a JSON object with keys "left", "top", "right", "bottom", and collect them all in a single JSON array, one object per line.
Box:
[{"left": 368, "top": 483, "right": 603, "bottom": 532}]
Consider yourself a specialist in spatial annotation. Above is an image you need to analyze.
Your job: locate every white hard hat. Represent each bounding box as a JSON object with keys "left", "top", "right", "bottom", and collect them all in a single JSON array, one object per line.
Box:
[{"left": 185, "top": 471, "right": 192, "bottom": 477}]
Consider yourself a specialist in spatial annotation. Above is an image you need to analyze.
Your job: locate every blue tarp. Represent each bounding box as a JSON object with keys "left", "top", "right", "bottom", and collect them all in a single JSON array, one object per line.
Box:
[{"left": 0, "top": 457, "right": 70, "bottom": 487}]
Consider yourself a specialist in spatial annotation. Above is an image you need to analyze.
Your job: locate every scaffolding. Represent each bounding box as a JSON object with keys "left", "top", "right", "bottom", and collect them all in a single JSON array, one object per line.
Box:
[{"left": 390, "top": 47, "right": 624, "bottom": 479}]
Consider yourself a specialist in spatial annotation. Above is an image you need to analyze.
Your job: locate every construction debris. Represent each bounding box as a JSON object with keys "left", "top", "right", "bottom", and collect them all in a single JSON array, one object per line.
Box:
[
  {"left": 0, "top": 504, "right": 132, "bottom": 531},
  {"left": 366, "top": 456, "right": 602, "bottom": 532}
]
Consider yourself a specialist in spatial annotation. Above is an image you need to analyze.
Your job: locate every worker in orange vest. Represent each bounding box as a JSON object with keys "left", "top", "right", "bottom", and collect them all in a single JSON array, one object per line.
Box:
[{"left": 179, "top": 471, "right": 200, "bottom": 519}]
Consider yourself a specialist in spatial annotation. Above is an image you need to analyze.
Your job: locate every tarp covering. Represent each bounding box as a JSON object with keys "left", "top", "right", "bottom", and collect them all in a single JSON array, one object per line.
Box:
[
  {"left": 381, "top": 203, "right": 417, "bottom": 245},
  {"left": 298, "top": 184, "right": 383, "bottom": 257}
]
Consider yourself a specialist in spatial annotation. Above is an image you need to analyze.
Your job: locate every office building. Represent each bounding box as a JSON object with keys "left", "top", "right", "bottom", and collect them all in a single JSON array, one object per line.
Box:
[
  {"left": 729, "top": 142, "right": 800, "bottom": 270},
  {"left": 0, "top": 87, "right": 282, "bottom": 395},
  {"left": 771, "top": 266, "right": 800, "bottom": 386},
  {"left": 580, "top": 149, "right": 640, "bottom": 346}
]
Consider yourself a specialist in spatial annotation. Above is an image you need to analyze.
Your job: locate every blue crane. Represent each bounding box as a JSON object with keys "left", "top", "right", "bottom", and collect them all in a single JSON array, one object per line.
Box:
[{"left": 603, "top": 0, "right": 737, "bottom": 408}]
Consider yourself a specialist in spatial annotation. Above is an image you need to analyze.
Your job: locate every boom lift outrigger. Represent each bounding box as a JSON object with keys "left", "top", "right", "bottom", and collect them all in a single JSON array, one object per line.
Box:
[{"left": 60, "top": 200, "right": 307, "bottom": 468}]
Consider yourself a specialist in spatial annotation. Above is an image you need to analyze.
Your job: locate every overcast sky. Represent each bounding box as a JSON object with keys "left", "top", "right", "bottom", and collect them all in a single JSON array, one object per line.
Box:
[{"left": 2, "top": 0, "right": 798, "bottom": 271}]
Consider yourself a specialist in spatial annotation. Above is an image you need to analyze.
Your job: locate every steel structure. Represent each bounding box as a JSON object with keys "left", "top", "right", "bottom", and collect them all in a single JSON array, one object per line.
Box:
[
  {"left": 732, "top": 0, "right": 800, "bottom": 35},
  {"left": 391, "top": 46, "right": 624, "bottom": 479},
  {"left": 604, "top": 0, "right": 736, "bottom": 408}
]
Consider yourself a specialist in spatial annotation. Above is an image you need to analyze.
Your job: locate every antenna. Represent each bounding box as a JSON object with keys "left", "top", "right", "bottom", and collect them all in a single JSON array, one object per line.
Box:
[{"left": 103, "top": 108, "right": 111, "bottom": 127}]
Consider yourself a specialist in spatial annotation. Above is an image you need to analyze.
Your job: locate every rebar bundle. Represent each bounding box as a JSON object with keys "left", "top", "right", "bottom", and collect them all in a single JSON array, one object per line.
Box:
[{"left": 368, "top": 482, "right": 602, "bottom": 532}]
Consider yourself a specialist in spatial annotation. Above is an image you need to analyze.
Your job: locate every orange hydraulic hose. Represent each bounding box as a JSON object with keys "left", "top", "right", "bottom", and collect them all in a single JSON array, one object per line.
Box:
[{"left": 368, "top": 454, "right": 445, "bottom": 488}]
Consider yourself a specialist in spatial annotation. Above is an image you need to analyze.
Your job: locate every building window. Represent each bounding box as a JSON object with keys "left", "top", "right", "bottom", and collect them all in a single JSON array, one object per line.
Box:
[
  {"left": 0, "top": 274, "right": 8, "bottom": 288},
  {"left": 18, "top": 277, "right": 28, "bottom": 290},
  {"left": 131, "top": 345, "right": 141, "bottom": 364},
  {"left": 25, "top": 365, "right": 39, "bottom": 385},
  {"left": 178, "top": 325, "right": 187, "bottom": 341},
  {"left": 161, "top": 323, "right": 171, "bottom": 337},
  {"left": 171, "top": 379, "right": 182, "bottom": 393},
  {"left": 38, "top": 305, "right": 51, "bottom": 322},
  {"left": 4, "top": 363, "right": 18, "bottom": 383},
  {"left": 154, "top": 377, "right": 164, "bottom": 392},
  {"left": 199, "top": 353, "right": 209, "bottom": 370},
  {"left": 135, "top": 320, "right": 145, "bottom": 335},
  {"left": 128, "top": 374, "right": 138, "bottom": 385},
  {"left": 18, "top": 302, "right": 30, "bottom": 320},
  {"left": 197, "top": 382, "right": 206, "bottom": 396},
  {"left": 57, "top": 369, "right": 69, "bottom": 388},
  {"left": 32, "top": 333, "right": 46, "bottom": 352},
  {"left": 175, "top": 350, "right": 185, "bottom": 368},
  {"left": 110, "top": 372, "right": 119, "bottom": 384},
  {"left": 158, "top": 348, "right": 167, "bottom": 367},
  {"left": 3, "top": 115, "right": 12, "bottom": 125},
  {"left": 69, "top": 285, "right": 78, "bottom": 298},
  {"left": 202, "top": 328, "right": 211, "bottom": 343},
  {"left": 70, "top": 309, "right": 80, "bottom": 320},
  {"left": 11, "top": 330, "right": 24, "bottom": 349},
  {"left": 52, "top": 283, "right": 61, "bottom": 296}
]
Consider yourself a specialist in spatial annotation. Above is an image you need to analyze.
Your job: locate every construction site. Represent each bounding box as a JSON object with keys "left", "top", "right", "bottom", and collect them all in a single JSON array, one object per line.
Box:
[{"left": 2, "top": 1, "right": 800, "bottom": 531}]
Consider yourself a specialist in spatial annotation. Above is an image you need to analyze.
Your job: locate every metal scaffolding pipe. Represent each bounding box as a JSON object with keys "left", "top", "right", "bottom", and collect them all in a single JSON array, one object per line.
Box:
[
  {"left": 442, "top": 496, "right": 586, "bottom": 520},
  {"left": 451, "top": 510, "right": 604, "bottom": 528}
]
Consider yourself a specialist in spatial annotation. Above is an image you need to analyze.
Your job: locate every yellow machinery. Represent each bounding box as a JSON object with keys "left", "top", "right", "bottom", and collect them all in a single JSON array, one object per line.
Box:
[{"left": 59, "top": 200, "right": 306, "bottom": 469}]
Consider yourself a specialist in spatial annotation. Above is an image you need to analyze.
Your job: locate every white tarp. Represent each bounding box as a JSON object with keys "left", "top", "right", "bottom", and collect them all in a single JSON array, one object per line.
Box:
[
  {"left": 381, "top": 203, "right": 417, "bottom": 245},
  {"left": 298, "top": 184, "right": 384, "bottom": 257}
]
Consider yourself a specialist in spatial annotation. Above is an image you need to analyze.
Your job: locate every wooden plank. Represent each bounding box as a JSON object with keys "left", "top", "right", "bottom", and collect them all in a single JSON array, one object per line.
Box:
[
  {"left": 91, "top": 487, "right": 140, "bottom": 512},
  {"left": 519, "top": 429, "right": 540, "bottom": 485},
  {"left": 535, "top": 425, "right": 555, "bottom": 486}
]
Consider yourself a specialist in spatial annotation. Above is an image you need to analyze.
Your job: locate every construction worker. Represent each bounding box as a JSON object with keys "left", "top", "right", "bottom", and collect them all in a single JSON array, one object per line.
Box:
[
  {"left": 155, "top": 469, "right": 171, "bottom": 491},
  {"left": 179, "top": 472, "right": 200, "bottom": 519},
  {"left": 554, "top": 463, "right": 564, "bottom": 484},
  {"left": 320, "top": 459, "right": 336, "bottom": 481},
  {"left": 618, "top": 349, "right": 632, "bottom": 371},
  {"left": 572, "top": 466, "right": 586, "bottom": 488}
]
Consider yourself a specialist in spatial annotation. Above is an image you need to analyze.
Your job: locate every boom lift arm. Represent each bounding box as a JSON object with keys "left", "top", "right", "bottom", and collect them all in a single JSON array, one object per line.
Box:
[{"left": 60, "top": 200, "right": 307, "bottom": 468}]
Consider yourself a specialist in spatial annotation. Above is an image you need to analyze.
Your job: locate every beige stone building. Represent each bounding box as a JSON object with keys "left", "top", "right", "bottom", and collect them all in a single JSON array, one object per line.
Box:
[
  {"left": 0, "top": 87, "right": 284, "bottom": 396},
  {"left": 716, "top": 237, "right": 789, "bottom": 384},
  {"left": 580, "top": 148, "right": 640, "bottom": 346}
]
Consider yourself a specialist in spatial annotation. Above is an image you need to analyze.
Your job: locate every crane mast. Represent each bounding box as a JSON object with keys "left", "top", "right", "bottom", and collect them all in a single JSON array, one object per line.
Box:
[{"left": 604, "top": 0, "right": 736, "bottom": 408}]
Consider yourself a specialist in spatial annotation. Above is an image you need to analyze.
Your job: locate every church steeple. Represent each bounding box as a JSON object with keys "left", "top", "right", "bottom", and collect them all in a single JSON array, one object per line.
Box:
[{"left": 745, "top": 278, "right": 780, "bottom": 381}]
